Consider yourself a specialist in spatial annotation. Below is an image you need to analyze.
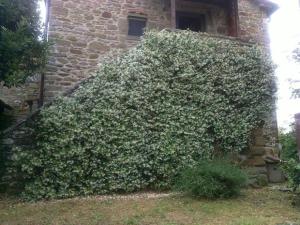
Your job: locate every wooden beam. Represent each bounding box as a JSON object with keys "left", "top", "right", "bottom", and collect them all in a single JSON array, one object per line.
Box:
[
  {"left": 228, "top": 0, "right": 239, "bottom": 37},
  {"left": 171, "top": 0, "right": 176, "bottom": 29}
]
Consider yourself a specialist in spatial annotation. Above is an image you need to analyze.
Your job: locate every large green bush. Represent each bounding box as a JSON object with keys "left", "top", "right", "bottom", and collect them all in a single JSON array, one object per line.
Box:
[
  {"left": 6, "top": 30, "right": 275, "bottom": 200},
  {"left": 173, "top": 160, "right": 247, "bottom": 198}
]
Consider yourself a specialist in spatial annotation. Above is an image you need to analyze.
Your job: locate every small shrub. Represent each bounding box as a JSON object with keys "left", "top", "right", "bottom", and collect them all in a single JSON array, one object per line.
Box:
[{"left": 173, "top": 160, "right": 247, "bottom": 199}]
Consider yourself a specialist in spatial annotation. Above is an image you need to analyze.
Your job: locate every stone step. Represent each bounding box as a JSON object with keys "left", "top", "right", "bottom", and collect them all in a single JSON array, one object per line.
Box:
[{"left": 249, "top": 146, "right": 274, "bottom": 156}]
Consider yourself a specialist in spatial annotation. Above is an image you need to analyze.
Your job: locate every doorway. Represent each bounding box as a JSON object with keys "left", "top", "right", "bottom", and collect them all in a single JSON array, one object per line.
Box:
[{"left": 176, "top": 12, "right": 206, "bottom": 32}]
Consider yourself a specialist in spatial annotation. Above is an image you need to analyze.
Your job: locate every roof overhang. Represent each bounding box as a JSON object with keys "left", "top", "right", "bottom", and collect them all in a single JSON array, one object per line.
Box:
[
  {"left": 255, "top": 0, "right": 279, "bottom": 16},
  {"left": 166, "top": 0, "right": 279, "bottom": 16}
]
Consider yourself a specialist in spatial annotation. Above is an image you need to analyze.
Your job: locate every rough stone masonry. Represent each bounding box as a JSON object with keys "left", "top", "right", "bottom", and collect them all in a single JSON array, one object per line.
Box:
[{"left": 44, "top": 0, "right": 271, "bottom": 102}]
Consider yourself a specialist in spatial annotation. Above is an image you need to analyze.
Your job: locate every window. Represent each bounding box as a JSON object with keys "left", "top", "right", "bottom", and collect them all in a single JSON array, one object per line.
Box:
[
  {"left": 176, "top": 12, "right": 206, "bottom": 32},
  {"left": 128, "top": 16, "right": 147, "bottom": 37}
]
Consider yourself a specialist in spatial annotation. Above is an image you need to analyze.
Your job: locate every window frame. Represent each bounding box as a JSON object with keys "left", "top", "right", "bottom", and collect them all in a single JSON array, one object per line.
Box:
[{"left": 127, "top": 15, "right": 147, "bottom": 38}]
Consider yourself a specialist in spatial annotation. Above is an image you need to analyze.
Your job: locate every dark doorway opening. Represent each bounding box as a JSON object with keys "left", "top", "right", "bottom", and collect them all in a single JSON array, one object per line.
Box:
[{"left": 176, "top": 12, "right": 206, "bottom": 32}]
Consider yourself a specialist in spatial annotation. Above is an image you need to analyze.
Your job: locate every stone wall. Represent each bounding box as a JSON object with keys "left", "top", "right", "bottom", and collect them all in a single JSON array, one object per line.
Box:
[
  {"left": 238, "top": 0, "right": 270, "bottom": 44},
  {"left": 44, "top": 0, "right": 270, "bottom": 102},
  {"left": 44, "top": 0, "right": 245, "bottom": 102},
  {"left": 237, "top": 1, "right": 280, "bottom": 185},
  {"left": 45, "top": 0, "right": 167, "bottom": 101},
  {"left": 1, "top": 0, "right": 280, "bottom": 187},
  {"left": 0, "top": 0, "right": 272, "bottom": 117},
  {"left": 0, "top": 75, "right": 40, "bottom": 122}
]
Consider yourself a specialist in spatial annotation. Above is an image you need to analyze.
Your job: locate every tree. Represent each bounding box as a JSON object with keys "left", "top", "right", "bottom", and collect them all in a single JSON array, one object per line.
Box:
[{"left": 0, "top": 0, "right": 47, "bottom": 87}]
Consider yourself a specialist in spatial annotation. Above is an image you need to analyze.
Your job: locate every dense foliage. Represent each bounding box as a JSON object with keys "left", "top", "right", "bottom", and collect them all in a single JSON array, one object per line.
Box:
[
  {"left": 0, "top": 0, "right": 47, "bottom": 87},
  {"left": 279, "top": 126, "right": 298, "bottom": 161},
  {"left": 173, "top": 160, "right": 247, "bottom": 198},
  {"left": 279, "top": 125, "right": 300, "bottom": 204},
  {"left": 279, "top": 125, "right": 300, "bottom": 205},
  {"left": 6, "top": 30, "right": 275, "bottom": 200},
  {"left": 282, "top": 159, "right": 300, "bottom": 192}
]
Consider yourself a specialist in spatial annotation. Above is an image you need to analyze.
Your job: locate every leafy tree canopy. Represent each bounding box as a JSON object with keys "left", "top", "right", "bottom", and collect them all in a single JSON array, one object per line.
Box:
[{"left": 0, "top": 0, "right": 47, "bottom": 87}]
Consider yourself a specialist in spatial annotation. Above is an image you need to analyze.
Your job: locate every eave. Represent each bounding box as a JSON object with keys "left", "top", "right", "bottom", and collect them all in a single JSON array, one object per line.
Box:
[{"left": 255, "top": 0, "right": 279, "bottom": 16}]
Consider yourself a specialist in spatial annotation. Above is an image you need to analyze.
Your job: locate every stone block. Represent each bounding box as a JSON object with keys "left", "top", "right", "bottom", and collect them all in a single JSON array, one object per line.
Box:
[
  {"left": 70, "top": 48, "right": 82, "bottom": 55},
  {"left": 67, "top": 36, "right": 77, "bottom": 42},
  {"left": 89, "top": 54, "right": 99, "bottom": 59},
  {"left": 244, "top": 156, "right": 266, "bottom": 166},
  {"left": 85, "top": 15, "right": 94, "bottom": 20},
  {"left": 246, "top": 166, "right": 267, "bottom": 175},
  {"left": 107, "top": 25, "right": 118, "bottom": 31},
  {"left": 249, "top": 146, "right": 266, "bottom": 156},
  {"left": 88, "top": 42, "right": 109, "bottom": 52},
  {"left": 102, "top": 12, "right": 112, "bottom": 18},
  {"left": 266, "top": 163, "right": 285, "bottom": 183},
  {"left": 73, "top": 42, "right": 87, "bottom": 48},
  {"left": 51, "top": 7, "right": 68, "bottom": 17}
]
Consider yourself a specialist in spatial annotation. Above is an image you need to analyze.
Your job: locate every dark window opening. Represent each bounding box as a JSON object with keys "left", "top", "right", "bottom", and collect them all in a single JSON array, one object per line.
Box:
[
  {"left": 128, "top": 16, "right": 147, "bottom": 37},
  {"left": 176, "top": 12, "right": 206, "bottom": 32}
]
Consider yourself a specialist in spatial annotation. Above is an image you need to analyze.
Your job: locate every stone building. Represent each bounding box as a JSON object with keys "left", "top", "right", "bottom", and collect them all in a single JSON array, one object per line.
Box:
[
  {"left": 1, "top": 0, "right": 282, "bottom": 184},
  {"left": 43, "top": 0, "right": 277, "bottom": 102},
  {"left": 0, "top": 0, "right": 277, "bottom": 113},
  {"left": 44, "top": 0, "right": 281, "bottom": 184}
]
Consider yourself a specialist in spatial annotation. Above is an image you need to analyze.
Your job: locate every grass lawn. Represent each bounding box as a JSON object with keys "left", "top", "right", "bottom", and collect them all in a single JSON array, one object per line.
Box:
[{"left": 0, "top": 187, "right": 299, "bottom": 225}]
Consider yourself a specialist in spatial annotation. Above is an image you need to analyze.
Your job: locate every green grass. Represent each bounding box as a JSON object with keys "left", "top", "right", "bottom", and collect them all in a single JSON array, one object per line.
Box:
[{"left": 0, "top": 187, "right": 299, "bottom": 225}]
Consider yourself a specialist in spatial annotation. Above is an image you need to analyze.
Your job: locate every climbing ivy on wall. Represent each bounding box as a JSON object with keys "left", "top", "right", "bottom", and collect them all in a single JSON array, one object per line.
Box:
[{"left": 6, "top": 30, "right": 276, "bottom": 200}]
